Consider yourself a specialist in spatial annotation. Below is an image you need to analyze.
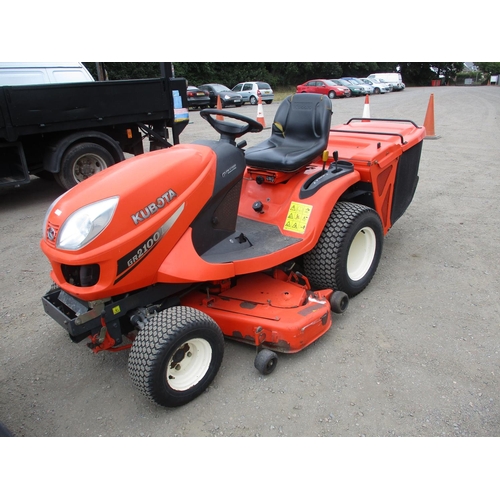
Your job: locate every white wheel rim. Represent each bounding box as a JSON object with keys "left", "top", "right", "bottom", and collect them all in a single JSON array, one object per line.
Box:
[
  {"left": 166, "top": 338, "right": 212, "bottom": 391},
  {"left": 347, "top": 227, "right": 377, "bottom": 281}
]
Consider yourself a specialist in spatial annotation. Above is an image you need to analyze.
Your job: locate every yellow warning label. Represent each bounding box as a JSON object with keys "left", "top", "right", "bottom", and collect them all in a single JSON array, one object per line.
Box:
[
  {"left": 112, "top": 306, "right": 121, "bottom": 315},
  {"left": 284, "top": 202, "right": 313, "bottom": 234}
]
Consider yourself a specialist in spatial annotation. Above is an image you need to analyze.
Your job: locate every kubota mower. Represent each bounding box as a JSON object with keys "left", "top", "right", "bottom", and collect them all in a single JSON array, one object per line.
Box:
[{"left": 41, "top": 94, "right": 425, "bottom": 407}]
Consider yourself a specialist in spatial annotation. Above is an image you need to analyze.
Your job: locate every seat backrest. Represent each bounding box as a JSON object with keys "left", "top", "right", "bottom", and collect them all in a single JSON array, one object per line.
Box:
[{"left": 245, "top": 93, "right": 332, "bottom": 172}]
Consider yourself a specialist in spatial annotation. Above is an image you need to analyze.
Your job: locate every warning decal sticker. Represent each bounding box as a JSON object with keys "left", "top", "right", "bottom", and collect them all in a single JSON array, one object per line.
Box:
[{"left": 284, "top": 202, "right": 313, "bottom": 234}]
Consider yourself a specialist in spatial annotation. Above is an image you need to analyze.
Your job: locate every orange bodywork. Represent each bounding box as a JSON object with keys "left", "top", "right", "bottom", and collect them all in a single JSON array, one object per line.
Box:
[
  {"left": 41, "top": 145, "right": 217, "bottom": 300},
  {"left": 326, "top": 119, "right": 425, "bottom": 232},
  {"left": 181, "top": 270, "right": 333, "bottom": 353},
  {"left": 41, "top": 117, "right": 425, "bottom": 353}
]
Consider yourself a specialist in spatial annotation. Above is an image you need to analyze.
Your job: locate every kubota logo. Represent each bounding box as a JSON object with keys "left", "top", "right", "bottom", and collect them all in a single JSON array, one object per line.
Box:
[{"left": 131, "top": 189, "right": 177, "bottom": 225}]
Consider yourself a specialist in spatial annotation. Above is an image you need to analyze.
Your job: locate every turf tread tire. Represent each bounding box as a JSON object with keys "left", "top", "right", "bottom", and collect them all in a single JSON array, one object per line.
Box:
[
  {"left": 303, "top": 202, "right": 383, "bottom": 297},
  {"left": 128, "top": 306, "right": 224, "bottom": 407}
]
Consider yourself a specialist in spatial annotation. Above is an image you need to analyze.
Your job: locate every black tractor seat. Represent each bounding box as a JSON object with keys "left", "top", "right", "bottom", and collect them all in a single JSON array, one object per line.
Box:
[{"left": 245, "top": 93, "right": 332, "bottom": 173}]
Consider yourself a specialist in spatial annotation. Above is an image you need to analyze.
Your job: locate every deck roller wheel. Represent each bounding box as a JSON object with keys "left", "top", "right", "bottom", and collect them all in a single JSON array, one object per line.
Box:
[{"left": 254, "top": 349, "right": 278, "bottom": 376}]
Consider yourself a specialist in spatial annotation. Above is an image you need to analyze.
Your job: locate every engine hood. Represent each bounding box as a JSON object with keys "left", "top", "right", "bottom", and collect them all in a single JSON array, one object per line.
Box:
[
  {"left": 40, "top": 143, "right": 219, "bottom": 298},
  {"left": 43, "top": 143, "right": 217, "bottom": 255}
]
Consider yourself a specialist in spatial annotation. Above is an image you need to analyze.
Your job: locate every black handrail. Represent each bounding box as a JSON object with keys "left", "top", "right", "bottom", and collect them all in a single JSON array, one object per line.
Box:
[{"left": 330, "top": 118, "right": 422, "bottom": 145}]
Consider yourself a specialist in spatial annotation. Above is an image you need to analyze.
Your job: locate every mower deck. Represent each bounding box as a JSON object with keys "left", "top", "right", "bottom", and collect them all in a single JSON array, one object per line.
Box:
[{"left": 180, "top": 271, "right": 333, "bottom": 353}]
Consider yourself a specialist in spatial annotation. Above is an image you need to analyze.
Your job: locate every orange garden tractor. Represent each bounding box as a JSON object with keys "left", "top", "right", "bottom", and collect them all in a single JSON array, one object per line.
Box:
[{"left": 41, "top": 94, "right": 425, "bottom": 407}]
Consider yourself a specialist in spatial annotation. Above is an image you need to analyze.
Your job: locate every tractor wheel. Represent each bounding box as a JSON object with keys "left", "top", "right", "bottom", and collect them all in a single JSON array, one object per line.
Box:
[
  {"left": 303, "top": 202, "right": 383, "bottom": 297},
  {"left": 254, "top": 349, "right": 278, "bottom": 375},
  {"left": 56, "top": 142, "right": 115, "bottom": 190},
  {"left": 128, "top": 306, "right": 224, "bottom": 407},
  {"left": 330, "top": 290, "right": 349, "bottom": 314}
]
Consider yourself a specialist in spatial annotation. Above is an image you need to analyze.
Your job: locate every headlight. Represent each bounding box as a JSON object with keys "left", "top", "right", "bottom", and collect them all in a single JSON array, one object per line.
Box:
[
  {"left": 223, "top": 94, "right": 230, "bottom": 100},
  {"left": 56, "top": 197, "right": 119, "bottom": 250}
]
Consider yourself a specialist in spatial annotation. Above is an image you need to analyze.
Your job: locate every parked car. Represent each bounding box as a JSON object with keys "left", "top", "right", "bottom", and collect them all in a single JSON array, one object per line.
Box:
[
  {"left": 198, "top": 83, "right": 243, "bottom": 108},
  {"left": 367, "top": 72, "right": 405, "bottom": 91},
  {"left": 341, "top": 77, "right": 374, "bottom": 95},
  {"left": 232, "top": 81, "right": 274, "bottom": 105},
  {"left": 186, "top": 85, "right": 210, "bottom": 109},
  {"left": 296, "top": 79, "right": 351, "bottom": 98},
  {"left": 331, "top": 78, "right": 364, "bottom": 97},
  {"left": 359, "top": 77, "right": 392, "bottom": 94}
]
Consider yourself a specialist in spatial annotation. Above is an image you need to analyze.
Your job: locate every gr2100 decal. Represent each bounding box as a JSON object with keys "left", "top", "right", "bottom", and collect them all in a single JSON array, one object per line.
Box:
[{"left": 115, "top": 203, "right": 185, "bottom": 284}]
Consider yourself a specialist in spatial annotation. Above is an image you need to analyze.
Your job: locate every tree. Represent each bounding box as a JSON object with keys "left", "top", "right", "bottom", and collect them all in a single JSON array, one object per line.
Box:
[
  {"left": 398, "top": 63, "right": 464, "bottom": 85},
  {"left": 475, "top": 62, "right": 500, "bottom": 75},
  {"left": 83, "top": 62, "right": 162, "bottom": 80},
  {"left": 83, "top": 62, "right": 470, "bottom": 88},
  {"left": 430, "top": 63, "right": 465, "bottom": 84},
  {"left": 338, "top": 62, "right": 395, "bottom": 77}
]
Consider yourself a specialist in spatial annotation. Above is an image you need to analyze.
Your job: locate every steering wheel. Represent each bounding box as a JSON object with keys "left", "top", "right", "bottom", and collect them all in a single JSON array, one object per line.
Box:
[{"left": 200, "top": 109, "right": 263, "bottom": 142}]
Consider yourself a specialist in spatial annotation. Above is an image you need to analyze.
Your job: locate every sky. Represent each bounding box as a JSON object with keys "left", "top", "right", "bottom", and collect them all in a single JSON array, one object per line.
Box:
[{"left": 3, "top": 4, "right": 497, "bottom": 63}]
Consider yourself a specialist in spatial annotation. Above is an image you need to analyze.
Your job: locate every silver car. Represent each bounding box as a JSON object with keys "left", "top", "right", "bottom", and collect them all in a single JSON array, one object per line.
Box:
[
  {"left": 359, "top": 77, "right": 392, "bottom": 94},
  {"left": 231, "top": 81, "right": 274, "bottom": 105}
]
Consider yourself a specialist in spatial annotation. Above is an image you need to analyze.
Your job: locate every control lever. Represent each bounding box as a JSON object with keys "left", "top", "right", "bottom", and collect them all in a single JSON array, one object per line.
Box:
[{"left": 331, "top": 151, "right": 339, "bottom": 172}]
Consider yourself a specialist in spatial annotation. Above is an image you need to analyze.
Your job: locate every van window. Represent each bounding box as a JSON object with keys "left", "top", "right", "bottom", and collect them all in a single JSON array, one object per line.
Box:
[
  {"left": 0, "top": 70, "right": 49, "bottom": 85},
  {"left": 50, "top": 69, "right": 94, "bottom": 83},
  {"left": 0, "top": 63, "right": 94, "bottom": 86}
]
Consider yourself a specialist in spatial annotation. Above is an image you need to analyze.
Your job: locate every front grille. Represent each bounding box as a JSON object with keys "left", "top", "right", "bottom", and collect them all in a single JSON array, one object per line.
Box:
[{"left": 61, "top": 264, "right": 100, "bottom": 287}]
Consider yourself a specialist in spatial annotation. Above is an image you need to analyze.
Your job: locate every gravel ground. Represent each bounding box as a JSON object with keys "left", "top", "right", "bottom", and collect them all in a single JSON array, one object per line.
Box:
[{"left": 1, "top": 86, "right": 499, "bottom": 445}]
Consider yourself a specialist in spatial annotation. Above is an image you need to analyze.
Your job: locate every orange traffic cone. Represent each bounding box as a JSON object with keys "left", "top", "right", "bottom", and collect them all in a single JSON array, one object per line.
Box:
[
  {"left": 256, "top": 95, "right": 266, "bottom": 128},
  {"left": 362, "top": 94, "right": 370, "bottom": 121},
  {"left": 423, "top": 93, "right": 440, "bottom": 139},
  {"left": 216, "top": 95, "right": 223, "bottom": 121}
]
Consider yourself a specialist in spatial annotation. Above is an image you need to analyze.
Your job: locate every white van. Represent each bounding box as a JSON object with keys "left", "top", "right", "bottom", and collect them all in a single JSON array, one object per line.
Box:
[
  {"left": 0, "top": 62, "right": 94, "bottom": 86},
  {"left": 367, "top": 72, "right": 405, "bottom": 91}
]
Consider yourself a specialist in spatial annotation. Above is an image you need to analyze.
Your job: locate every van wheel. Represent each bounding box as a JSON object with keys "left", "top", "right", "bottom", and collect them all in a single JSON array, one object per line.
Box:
[
  {"left": 303, "top": 202, "right": 384, "bottom": 297},
  {"left": 56, "top": 142, "right": 115, "bottom": 190}
]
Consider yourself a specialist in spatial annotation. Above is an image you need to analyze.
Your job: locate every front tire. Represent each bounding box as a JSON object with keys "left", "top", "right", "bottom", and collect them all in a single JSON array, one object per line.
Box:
[
  {"left": 303, "top": 202, "right": 384, "bottom": 297},
  {"left": 56, "top": 142, "right": 115, "bottom": 190},
  {"left": 128, "top": 307, "right": 224, "bottom": 407},
  {"left": 328, "top": 91, "right": 336, "bottom": 99}
]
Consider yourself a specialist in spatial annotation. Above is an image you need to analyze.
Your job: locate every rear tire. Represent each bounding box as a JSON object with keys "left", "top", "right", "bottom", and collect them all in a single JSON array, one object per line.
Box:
[
  {"left": 56, "top": 142, "right": 115, "bottom": 190},
  {"left": 249, "top": 95, "right": 258, "bottom": 105},
  {"left": 128, "top": 306, "right": 224, "bottom": 407},
  {"left": 303, "top": 202, "right": 384, "bottom": 297}
]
